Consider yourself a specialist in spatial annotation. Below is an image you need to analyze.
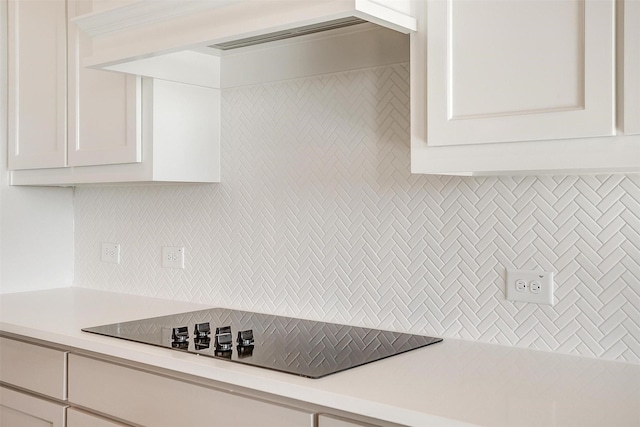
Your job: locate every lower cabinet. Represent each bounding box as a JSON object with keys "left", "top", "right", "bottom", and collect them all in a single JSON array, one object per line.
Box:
[
  {"left": 68, "top": 354, "right": 314, "bottom": 427},
  {"left": 0, "top": 336, "right": 397, "bottom": 427},
  {"left": 0, "top": 387, "right": 67, "bottom": 427}
]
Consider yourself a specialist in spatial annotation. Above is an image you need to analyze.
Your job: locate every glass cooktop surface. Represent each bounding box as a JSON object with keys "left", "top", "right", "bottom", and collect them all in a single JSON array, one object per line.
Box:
[{"left": 82, "top": 308, "right": 442, "bottom": 378}]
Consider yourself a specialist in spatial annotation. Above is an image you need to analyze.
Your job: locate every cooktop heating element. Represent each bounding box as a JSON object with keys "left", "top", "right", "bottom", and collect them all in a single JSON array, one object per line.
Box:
[{"left": 82, "top": 308, "right": 442, "bottom": 378}]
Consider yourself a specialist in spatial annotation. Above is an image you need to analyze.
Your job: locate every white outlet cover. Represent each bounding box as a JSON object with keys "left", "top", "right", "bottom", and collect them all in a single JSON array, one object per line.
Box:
[
  {"left": 162, "top": 246, "right": 185, "bottom": 269},
  {"left": 506, "top": 269, "right": 554, "bottom": 305},
  {"left": 101, "top": 243, "right": 120, "bottom": 264}
]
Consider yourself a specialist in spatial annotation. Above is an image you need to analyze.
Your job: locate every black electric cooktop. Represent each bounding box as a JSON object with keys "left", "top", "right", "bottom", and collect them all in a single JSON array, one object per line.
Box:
[{"left": 82, "top": 308, "right": 442, "bottom": 378}]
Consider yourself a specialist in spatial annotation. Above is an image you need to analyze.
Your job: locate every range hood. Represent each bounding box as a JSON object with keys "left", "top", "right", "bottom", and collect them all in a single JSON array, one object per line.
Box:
[{"left": 72, "top": 0, "right": 415, "bottom": 88}]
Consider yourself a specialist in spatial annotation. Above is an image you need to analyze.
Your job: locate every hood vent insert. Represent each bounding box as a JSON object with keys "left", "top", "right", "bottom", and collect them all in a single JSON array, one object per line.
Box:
[{"left": 210, "top": 17, "right": 367, "bottom": 51}]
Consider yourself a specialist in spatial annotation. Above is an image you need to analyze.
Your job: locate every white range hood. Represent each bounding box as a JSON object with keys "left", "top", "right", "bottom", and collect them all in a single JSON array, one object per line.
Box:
[{"left": 73, "top": 0, "right": 415, "bottom": 88}]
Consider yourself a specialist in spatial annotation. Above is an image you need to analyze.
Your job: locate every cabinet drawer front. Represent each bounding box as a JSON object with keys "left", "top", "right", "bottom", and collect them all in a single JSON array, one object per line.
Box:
[
  {"left": 0, "top": 338, "right": 67, "bottom": 399},
  {"left": 0, "top": 386, "right": 67, "bottom": 427},
  {"left": 68, "top": 354, "right": 313, "bottom": 427},
  {"left": 67, "top": 408, "right": 131, "bottom": 427}
]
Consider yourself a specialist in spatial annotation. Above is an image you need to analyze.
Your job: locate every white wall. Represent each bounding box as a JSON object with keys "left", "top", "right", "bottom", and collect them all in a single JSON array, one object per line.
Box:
[
  {"left": 0, "top": 0, "right": 74, "bottom": 294},
  {"left": 73, "top": 63, "right": 640, "bottom": 364}
]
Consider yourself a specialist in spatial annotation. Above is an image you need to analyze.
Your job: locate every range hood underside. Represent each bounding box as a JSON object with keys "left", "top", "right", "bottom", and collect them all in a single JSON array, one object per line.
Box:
[{"left": 209, "top": 17, "right": 367, "bottom": 50}]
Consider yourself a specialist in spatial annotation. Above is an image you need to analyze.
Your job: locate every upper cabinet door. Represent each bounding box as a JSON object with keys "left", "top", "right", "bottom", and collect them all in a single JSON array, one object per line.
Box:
[
  {"left": 7, "top": 0, "right": 67, "bottom": 170},
  {"left": 623, "top": 0, "right": 640, "bottom": 135},
  {"left": 426, "top": 0, "right": 615, "bottom": 147},
  {"left": 67, "top": 0, "right": 141, "bottom": 167}
]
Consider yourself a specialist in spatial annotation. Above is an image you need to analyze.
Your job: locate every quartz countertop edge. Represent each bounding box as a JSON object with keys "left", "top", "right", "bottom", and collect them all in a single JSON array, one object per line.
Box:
[{"left": 0, "top": 287, "right": 638, "bottom": 427}]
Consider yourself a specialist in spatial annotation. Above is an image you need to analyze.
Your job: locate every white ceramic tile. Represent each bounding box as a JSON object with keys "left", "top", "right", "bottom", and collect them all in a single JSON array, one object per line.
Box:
[{"left": 73, "top": 64, "right": 640, "bottom": 363}]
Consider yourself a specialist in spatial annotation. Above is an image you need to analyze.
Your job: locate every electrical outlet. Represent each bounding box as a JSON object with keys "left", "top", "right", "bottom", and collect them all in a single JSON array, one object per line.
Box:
[
  {"left": 162, "top": 246, "right": 185, "bottom": 269},
  {"left": 101, "top": 243, "right": 120, "bottom": 264},
  {"left": 506, "top": 269, "right": 554, "bottom": 305}
]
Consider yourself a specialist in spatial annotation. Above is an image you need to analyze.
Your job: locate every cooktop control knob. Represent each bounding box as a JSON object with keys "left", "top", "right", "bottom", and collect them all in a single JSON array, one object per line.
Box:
[
  {"left": 194, "top": 322, "right": 211, "bottom": 350},
  {"left": 214, "top": 326, "right": 233, "bottom": 351},
  {"left": 237, "top": 345, "right": 254, "bottom": 358},
  {"left": 214, "top": 349, "right": 232, "bottom": 359},
  {"left": 237, "top": 329, "right": 254, "bottom": 347},
  {"left": 171, "top": 326, "right": 189, "bottom": 343},
  {"left": 195, "top": 340, "right": 210, "bottom": 350},
  {"left": 194, "top": 322, "right": 211, "bottom": 338}
]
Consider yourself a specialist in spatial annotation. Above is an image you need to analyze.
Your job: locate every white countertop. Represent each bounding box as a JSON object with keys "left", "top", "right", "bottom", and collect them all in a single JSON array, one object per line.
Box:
[{"left": 1, "top": 287, "right": 638, "bottom": 427}]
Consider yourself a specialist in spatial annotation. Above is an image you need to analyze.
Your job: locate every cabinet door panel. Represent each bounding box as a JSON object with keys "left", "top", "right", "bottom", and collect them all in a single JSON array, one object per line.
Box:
[
  {"left": 67, "top": 0, "right": 141, "bottom": 167},
  {"left": 67, "top": 408, "right": 131, "bottom": 427},
  {"left": 426, "top": 0, "right": 614, "bottom": 146},
  {"left": 0, "top": 387, "right": 66, "bottom": 427},
  {"left": 624, "top": 0, "right": 640, "bottom": 134},
  {"left": 7, "top": 0, "right": 66, "bottom": 170}
]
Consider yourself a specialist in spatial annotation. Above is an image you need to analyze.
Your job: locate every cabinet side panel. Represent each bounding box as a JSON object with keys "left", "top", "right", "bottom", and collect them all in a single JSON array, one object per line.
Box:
[{"left": 152, "top": 79, "right": 220, "bottom": 183}]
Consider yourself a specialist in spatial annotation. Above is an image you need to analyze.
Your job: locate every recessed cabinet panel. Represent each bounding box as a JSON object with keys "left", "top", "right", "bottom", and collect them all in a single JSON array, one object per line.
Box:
[
  {"left": 426, "top": 0, "right": 615, "bottom": 146},
  {"left": 7, "top": 0, "right": 66, "bottom": 170},
  {"left": 67, "top": 0, "right": 141, "bottom": 167},
  {"left": 450, "top": 1, "right": 583, "bottom": 118},
  {"left": 624, "top": 0, "right": 640, "bottom": 135}
]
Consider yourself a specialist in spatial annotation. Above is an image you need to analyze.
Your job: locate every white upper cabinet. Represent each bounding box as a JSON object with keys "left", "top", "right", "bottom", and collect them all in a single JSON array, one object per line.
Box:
[
  {"left": 623, "top": 0, "right": 640, "bottom": 135},
  {"left": 11, "top": 78, "right": 221, "bottom": 186},
  {"left": 411, "top": 0, "right": 640, "bottom": 175},
  {"left": 67, "top": 0, "right": 141, "bottom": 167},
  {"left": 7, "top": 0, "right": 67, "bottom": 170},
  {"left": 7, "top": 0, "right": 220, "bottom": 186},
  {"left": 9, "top": 0, "right": 638, "bottom": 178},
  {"left": 426, "top": 0, "right": 614, "bottom": 146},
  {"left": 7, "top": 0, "right": 140, "bottom": 171}
]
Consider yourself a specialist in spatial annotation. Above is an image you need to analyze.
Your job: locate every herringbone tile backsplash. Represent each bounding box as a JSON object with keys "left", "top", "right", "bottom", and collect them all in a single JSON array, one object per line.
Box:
[{"left": 74, "top": 63, "right": 640, "bottom": 363}]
